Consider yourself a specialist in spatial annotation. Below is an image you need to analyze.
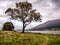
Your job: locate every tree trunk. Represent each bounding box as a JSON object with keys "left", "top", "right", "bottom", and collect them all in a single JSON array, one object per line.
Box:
[
  {"left": 22, "top": 22, "right": 25, "bottom": 33},
  {"left": 22, "top": 18, "right": 25, "bottom": 33}
]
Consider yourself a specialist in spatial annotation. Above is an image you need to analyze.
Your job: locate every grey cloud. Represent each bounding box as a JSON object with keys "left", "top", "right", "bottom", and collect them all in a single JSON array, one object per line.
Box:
[
  {"left": 0, "top": 0, "right": 60, "bottom": 30},
  {"left": 51, "top": 0, "right": 60, "bottom": 5},
  {"left": 51, "top": 0, "right": 60, "bottom": 9},
  {"left": 33, "top": 0, "right": 60, "bottom": 19}
]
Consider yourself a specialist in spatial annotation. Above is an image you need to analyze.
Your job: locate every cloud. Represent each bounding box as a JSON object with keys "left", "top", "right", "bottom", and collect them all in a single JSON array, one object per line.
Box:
[
  {"left": 51, "top": 0, "right": 60, "bottom": 7},
  {"left": 32, "top": 0, "right": 60, "bottom": 22},
  {"left": 0, "top": 0, "right": 60, "bottom": 30}
]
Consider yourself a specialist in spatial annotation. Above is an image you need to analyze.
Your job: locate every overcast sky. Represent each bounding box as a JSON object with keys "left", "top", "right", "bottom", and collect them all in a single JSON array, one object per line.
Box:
[{"left": 0, "top": 0, "right": 60, "bottom": 30}]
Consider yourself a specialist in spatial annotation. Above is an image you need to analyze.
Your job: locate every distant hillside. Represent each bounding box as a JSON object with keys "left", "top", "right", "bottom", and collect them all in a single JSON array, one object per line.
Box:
[{"left": 31, "top": 19, "right": 60, "bottom": 30}]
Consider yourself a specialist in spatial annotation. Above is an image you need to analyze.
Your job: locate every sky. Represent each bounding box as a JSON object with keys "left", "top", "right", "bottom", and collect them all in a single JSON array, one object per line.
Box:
[{"left": 0, "top": 0, "right": 60, "bottom": 30}]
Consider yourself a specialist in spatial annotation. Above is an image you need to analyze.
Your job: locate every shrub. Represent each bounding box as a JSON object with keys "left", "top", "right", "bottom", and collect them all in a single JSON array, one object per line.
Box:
[{"left": 2, "top": 22, "right": 14, "bottom": 31}]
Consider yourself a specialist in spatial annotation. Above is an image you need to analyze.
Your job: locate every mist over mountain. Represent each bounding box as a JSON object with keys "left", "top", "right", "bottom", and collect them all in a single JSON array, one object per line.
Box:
[{"left": 31, "top": 19, "right": 60, "bottom": 30}]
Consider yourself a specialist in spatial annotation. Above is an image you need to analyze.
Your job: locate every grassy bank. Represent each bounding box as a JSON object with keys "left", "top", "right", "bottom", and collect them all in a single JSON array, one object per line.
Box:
[{"left": 0, "top": 31, "right": 60, "bottom": 45}]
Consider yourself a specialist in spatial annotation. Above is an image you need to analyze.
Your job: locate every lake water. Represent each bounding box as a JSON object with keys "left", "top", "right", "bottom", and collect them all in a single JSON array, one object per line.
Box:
[{"left": 24, "top": 31, "right": 60, "bottom": 35}]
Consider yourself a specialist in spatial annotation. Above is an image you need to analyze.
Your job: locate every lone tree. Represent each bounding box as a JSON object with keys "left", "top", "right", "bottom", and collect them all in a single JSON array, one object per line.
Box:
[
  {"left": 3, "top": 22, "right": 14, "bottom": 31},
  {"left": 5, "top": 1, "right": 42, "bottom": 33}
]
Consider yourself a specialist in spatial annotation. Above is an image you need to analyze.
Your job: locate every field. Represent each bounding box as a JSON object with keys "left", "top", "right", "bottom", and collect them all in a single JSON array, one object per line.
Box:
[{"left": 0, "top": 31, "right": 60, "bottom": 45}]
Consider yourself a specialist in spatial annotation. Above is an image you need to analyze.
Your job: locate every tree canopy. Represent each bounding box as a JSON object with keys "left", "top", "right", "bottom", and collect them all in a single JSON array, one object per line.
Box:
[
  {"left": 3, "top": 22, "right": 14, "bottom": 31},
  {"left": 5, "top": 1, "right": 42, "bottom": 33}
]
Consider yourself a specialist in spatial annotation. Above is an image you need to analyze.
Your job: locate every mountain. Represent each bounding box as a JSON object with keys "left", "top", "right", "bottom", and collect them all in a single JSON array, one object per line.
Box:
[{"left": 31, "top": 19, "right": 60, "bottom": 30}]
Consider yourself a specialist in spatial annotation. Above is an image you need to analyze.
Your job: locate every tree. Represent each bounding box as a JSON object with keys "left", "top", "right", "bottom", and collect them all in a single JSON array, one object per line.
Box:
[
  {"left": 5, "top": 1, "right": 42, "bottom": 33},
  {"left": 3, "top": 22, "right": 14, "bottom": 31}
]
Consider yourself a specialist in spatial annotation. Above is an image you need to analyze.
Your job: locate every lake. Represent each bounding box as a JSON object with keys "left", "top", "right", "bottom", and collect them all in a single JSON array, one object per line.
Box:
[{"left": 25, "top": 31, "right": 60, "bottom": 34}]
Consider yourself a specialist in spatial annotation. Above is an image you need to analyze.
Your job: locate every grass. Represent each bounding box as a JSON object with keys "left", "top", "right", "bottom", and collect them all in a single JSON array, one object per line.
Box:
[{"left": 0, "top": 31, "right": 60, "bottom": 45}]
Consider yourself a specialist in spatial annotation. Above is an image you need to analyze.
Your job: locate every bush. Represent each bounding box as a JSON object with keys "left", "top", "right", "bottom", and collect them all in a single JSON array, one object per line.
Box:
[{"left": 2, "top": 22, "right": 14, "bottom": 31}]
